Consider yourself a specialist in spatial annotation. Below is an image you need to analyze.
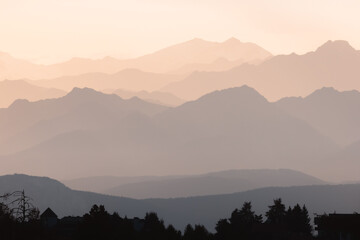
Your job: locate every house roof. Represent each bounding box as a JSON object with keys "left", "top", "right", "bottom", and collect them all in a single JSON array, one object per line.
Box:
[{"left": 41, "top": 208, "right": 58, "bottom": 218}]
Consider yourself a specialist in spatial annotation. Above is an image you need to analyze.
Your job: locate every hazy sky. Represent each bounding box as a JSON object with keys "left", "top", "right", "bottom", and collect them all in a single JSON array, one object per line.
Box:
[{"left": 1, "top": 0, "right": 359, "bottom": 64}]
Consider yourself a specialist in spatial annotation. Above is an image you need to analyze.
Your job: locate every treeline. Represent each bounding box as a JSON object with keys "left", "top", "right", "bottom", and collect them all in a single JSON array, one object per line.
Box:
[{"left": 0, "top": 193, "right": 318, "bottom": 240}]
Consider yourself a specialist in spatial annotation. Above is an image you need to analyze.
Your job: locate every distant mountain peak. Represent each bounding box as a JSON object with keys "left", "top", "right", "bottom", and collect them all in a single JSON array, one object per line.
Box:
[
  {"left": 190, "top": 37, "right": 206, "bottom": 42},
  {"left": 0, "top": 51, "right": 12, "bottom": 59},
  {"left": 182, "top": 38, "right": 209, "bottom": 46},
  {"left": 68, "top": 87, "right": 98, "bottom": 95},
  {"left": 315, "top": 40, "right": 357, "bottom": 54},
  {"left": 65, "top": 87, "right": 111, "bottom": 101},
  {"left": 314, "top": 86, "right": 339, "bottom": 93},
  {"left": 306, "top": 86, "right": 360, "bottom": 100},
  {"left": 306, "top": 87, "right": 341, "bottom": 99},
  {"left": 198, "top": 85, "right": 268, "bottom": 104},
  {"left": 223, "top": 37, "right": 241, "bottom": 44},
  {"left": 8, "top": 98, "right": 30, "bottom": 108}
]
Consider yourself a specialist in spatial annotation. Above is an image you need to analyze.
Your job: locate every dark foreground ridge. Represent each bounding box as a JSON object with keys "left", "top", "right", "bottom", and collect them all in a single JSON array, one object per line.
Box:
[
  {"left": 1, "top": 174, "right": 360, "bottom": 231},
  {"left": 1, "top": 191, "right": 359, "bottom": 240}
]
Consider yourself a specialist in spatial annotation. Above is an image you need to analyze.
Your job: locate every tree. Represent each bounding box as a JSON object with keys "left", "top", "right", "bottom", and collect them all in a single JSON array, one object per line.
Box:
[
  {"left": 166, "top": 224, "right": 182, "bottom": 240},
  {"left": 286, "top": 204, "right": 312, "bottom": 236},
  {"left": 230, "top": 202, "right": 262, "bottom": 225},
  {"left": 79, "top": 204, "right": 114, "bottom": 240},
  {"left": 215, "top": 219, "right": 231, "bottom": 240},
  {"left": 265, "top": 198, "right": 286, "bottom": 224},
  {"left": 183, "top": 224, "right": 211, "bottom": 240},
  {"left": 229, "top": 202, "right": 262, "bottom": 239},
  {"left": 143, "top": 212, "right": 166, "bottom": 240},
  {"left": 2, "top": 190, "right": 39, "bottom": 223},
  {"left": 183, "top": 224, "right": 194, "bottom": 240}
]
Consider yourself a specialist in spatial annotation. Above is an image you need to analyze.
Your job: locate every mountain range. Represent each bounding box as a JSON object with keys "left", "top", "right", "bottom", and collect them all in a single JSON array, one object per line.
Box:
[
  {"left": 275, "top": 87, "right": 360, "bottom": 146},
  {"left": 0, "top": 80, "right": 66, "bottom": 108},
  {"left": 27, "top": 69, "right": 182, "bottom": 92},
  {"left": 0, "top": 86, "right": 344, "bottom": 180},
  {"left": 104, "top": 89, "right": 185, "bottom": 107},
  {"left": 163, "top": 40, "right": 360, "bottom": 101},
  {"left": 0, "top": 87, "right": 167, "bottom": 155},
  {"left": 4, "top": 40, "right": 360, "bottom": 109},
  {"left": 63, "top": 169, "right": 326, "bottom": 199},
  {"left": 0, "top": 38, "right": 271, "bottom": 80}
]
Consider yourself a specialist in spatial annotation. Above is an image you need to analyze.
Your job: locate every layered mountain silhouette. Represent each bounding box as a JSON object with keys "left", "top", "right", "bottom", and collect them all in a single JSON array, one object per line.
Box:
[
  {"left": 28, "top": 69, "right": 182, "bottom": 92},
  {"left": 0, "top": 86, "right": 338, "bottom": 179},
  {"left": 0, "top": 38, "right": 271, "bottom": 80},
  {"left": 276, "top": 87, "right": 360, "bottom": 146},
  {"left": 104, "top": 89, "right": 185, "bottom": 106},
  {"left": 125, "top": 37, "right": 272, "bottom": 73},
  {"left": 321, "top": 139, "right": 360, "bottom": 182},
  {"left": 1, "top": 174, "right": 359, "bottom": 231},
  {"left": 163, "top": 40, "right": 360, "bottom": 101},
  {"left": 170, "top": 57, "right": 253, "bottom": 75},
  {"left": 63, "top": 169, "right": 326, "bottom": 199},
  {"left": 0, "top": 80, "right": 66, "bottom": 108},
  {"left": 0, "top": 88, "right": 167, "bottom": 155},
  {"left": 0, "top": 52, "right": 45, "bottom": 80}
]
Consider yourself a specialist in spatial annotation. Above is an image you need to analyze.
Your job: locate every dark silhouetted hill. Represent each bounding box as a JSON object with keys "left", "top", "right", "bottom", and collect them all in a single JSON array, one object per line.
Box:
[
  {"left": 0, "top": 174, "right": 359, "bottom": 231},
  {"left": 101, "top": 169, "right": 326, "bottom": 198}
]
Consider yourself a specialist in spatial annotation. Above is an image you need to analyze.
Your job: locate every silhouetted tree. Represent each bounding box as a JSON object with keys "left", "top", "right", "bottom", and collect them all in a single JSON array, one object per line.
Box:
[
  {"left": 286, "top": 204, "right": 312, "bottom": 236},
  {"left": 1, "top": 190, "right": 39, "bottom": 223},
  {"left": 215, "top": 219, "right": 231, "bottom": 240},
  {"left": 216, "top": 201, "right": 262, "bottom": 240},
  {"left": 266, "top": 198, "right": 286, "bottom": 224},
  {"left": 142, "top": 212, "right": 166, "bottom": 240},
  {"left": 166, "top": 224, "right": 182, "bottom": 240},
  {"left": 184, "top": 224, "right": 212, "bottom": 240},
  {"left": 0, "top": 202, "right": 14, "bottom": 240},
  {"left": 183, "top": 224, "right": 195, "bottom": 240},
  {"left": 78, "top": 204, "right": 115, "bottom": 240}
]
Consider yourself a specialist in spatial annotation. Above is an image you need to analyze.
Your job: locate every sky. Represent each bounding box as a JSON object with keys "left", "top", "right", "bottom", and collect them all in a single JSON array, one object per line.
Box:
[{"left": 0, "top": 0, "right": 359, "bottom": 64}]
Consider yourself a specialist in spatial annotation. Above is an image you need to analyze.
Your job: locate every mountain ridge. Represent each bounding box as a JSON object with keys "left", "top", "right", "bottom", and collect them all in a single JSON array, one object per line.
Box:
[{"left": 162, "top": 40, "right": 360, "bottom": 101}]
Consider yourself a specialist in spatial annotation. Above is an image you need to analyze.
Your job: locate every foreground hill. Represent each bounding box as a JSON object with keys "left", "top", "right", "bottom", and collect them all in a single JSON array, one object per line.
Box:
[
  {"left": 0, "top": 86, "right": 338, "bottom": 179},
  {"left": 163, "top": 40, "right": 360, "bottom": 101},
  {"left": 0, "top": 80, "right": 66, "bottom": 108},
  {"left": 62, "top": 169, "right": 326, "bottom": 199},
  {"left": 276, "top": 87, "right": 360, "bottom": 146},
  {"left": 0, "top": 174, "right": 359, "bottom": 231}
]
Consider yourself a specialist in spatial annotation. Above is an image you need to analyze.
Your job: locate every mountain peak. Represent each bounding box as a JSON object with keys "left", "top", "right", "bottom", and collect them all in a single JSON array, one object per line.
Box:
[
  {"left": 198, "top": 85, "right": 268, "bottom": 104},
  {"left": 8, "top": 98, "right": 30, "bottom": 109},
  {"left": 186, "top": 38, "right": 208, "bottom": 45},
  {"left": 315, "top": 40, "right": 357, "bottom": 54},
  {"left": 223, "top": 37, "right": 241, "bottom": 44},
  {"left": 0, "top": 51, "right": 12, "bottom": 59},
  {"left": 68, "top": 87, "right": 98, "bottom": 96},
  {"left": 306, "top": 87, "right": 360, "bottom": 100},
  {"left": 65, "top": 87, "right": 115, "bottom": 101}
]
